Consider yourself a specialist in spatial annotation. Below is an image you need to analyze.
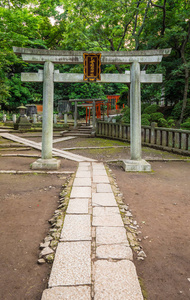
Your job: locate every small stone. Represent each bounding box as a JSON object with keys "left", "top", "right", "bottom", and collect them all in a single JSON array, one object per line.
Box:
[
  {"left": 48, "top": 218, "right": 56, "bottom": 224},
  {"left": 137, "top": 257, "right": 144, "bottom": 261},
  {"left": 39, "top": 247, "right": 54, "bottom": 258},
  {"left": 37, "top": 258, "right": 46, "bottom": 264},
  {"left": 143, "top": 236, "right": 149, "bottom": 240},
  {"left": 133, "top": 221, "right": 137, "bottom": 225},
  {"left": 51, "top": 232, "right": 60, "bottom": 240},
  {"left": 125, "top": 211, "right": 132, "bottom": 217},
  {"left": 55, "top": 219, "right": 63, "bottom": 228},
  {"left": 44, "top": 236, "right": 53, "bottom": 243},
  {"left": 187, "top": 278, "right": 190, "bottom": 282},
  {"left": 138, "top": 250, "right": 147, "bottom": 258},
  {"left": 50, "top": 240, "right": 58, "bottom": 248},
  {"left": 49, "top": 228, "right": 56, "bottom": 232},
  {"left": 45, "top": 253, "right": 54, "bottom": 263},
  {"left": 40, "top": 241, "right": 50, "bottom": 249}
]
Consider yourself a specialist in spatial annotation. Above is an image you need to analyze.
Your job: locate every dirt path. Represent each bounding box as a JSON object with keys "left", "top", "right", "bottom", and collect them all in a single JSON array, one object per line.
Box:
[
  {"left": 0, "top": 133, "right": 190, "bottom": 299},
  {"left": 109, "top": 161, "right": 190, "bottom": 300}
]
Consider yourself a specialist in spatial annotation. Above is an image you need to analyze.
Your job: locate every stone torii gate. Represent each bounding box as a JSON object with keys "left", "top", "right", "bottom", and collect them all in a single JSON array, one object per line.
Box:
[{"left": 13, "top": 47, "right": 171, "bottom": 171}]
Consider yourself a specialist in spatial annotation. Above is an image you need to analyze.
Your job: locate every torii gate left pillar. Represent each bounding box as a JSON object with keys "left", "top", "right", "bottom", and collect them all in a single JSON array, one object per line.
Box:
[{"left": 31, "top": 62, "right": 60, "bottom": 170}]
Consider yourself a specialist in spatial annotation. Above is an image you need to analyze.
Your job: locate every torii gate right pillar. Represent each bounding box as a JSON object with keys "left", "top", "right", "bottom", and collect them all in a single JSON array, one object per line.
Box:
[{"left": 122, "top": 61, "right": 151, "bottom": 172}]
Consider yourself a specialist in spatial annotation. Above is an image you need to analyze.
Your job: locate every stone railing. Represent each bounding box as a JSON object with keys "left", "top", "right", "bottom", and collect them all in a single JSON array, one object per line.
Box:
[{"left": 96, "top": 121, "right": 190, "bottom": 156}]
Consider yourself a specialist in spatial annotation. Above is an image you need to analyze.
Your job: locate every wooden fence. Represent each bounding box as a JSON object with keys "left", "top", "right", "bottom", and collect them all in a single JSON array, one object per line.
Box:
[{"left": 96, "top": 121, "right": 190, "bottom": 156}]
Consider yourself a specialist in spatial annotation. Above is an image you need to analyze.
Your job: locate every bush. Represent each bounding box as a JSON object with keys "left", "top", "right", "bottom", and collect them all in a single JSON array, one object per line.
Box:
[
  {"left": 171, "top": 99, "right": 190, "bottom": 120},
  {"left": 158, "top": 118, "right": 169, "bottom": 128},
  {"left": 144, "top": 104, "right": 158, "bottom": 114},
  {"left": 141, "top": 118, "right": 150, "bottom": 126},
  {"left": 122, "top": 115, "right": 130, "bottom": 124},
  {"left": 141, "top": 103, "right": 150, "bottom": 114},
  {"left": 180, "top": 122, "right": 190, "bottom": 130},
  {"left": 167, "top": 119, "right": 175, "bottom": 127},
  {"left": 150, "top": 112, "right": 164, "bottom": 122},
  {"left": 141, "top": 113, "right": 151, "bottom": 120},
  {"left": 113, "top": 115, "right": 122, "bottom": 122},
  {"left": 121, "top": 106, "right": 130, "bottom": 115}
]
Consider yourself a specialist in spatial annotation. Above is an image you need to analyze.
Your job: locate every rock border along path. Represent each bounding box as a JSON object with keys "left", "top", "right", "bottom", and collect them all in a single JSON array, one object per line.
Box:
[{"left": 41, "top": 162, "right": 143, "bottom": 300}]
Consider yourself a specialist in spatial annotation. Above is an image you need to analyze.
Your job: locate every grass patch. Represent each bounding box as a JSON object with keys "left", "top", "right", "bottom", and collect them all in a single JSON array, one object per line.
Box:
[{"left": 76, "top": 137, "right": 129, "bottom": 148}]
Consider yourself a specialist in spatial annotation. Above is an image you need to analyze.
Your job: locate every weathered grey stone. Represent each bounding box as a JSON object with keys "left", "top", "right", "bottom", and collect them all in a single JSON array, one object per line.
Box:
[
  {"left": 93, "top": 215, "right": 123, "bottom": 227},
  {"left": 60, "top": 215, "right": 91, "bottom": 241},
  {"left": 94, "top": 260, "right": 143, "bottom": 300},
  {"left": 40, "top": 241, "right": 50, "bottom": 249},
  {"left": 96, "top": 227, "right": 129, "bottom": 246},
  {"left": 92, "top": 163, "right": 105, "bottom": 169},
  {"left": 92, "top": 193, "right": 117, "bottom": 206},
  {"left": 48, "top": 241, "right": 91, "bottom": 287},
  {"left": 96, "top": 245, "right": 133, "bottom": 260},
  {"left": 93, "top": 169, "right": 107, "bottom": 176},
  {"left": 39, "top": 247, "right": 54, "bottom": 258},
  {"left": 37, "top": 258, "right": 46, "bottom": 264},
  {"left": 66, "top": 198, "right": 89, "bottom": 214},
  {"left": 93, "top": 175, "right": 110, "bottom": 183},
  {"left": 93, "top": 206, "right": 120, "bottom": 216},
  {"left": 70, "top": 186, "right": 91, "bottom": 198},
  {"left": 73, "top": 177, "right": 91, "bottom": 187},
  {"left": 44, "top": 236, "right": 53, "bottom": 243},
  {"left": 96, "top": 184, "right": 112, "bottom": 193},
  {"left": 122, "top": 159, "right": 151, "bottom": 172},
  {"left": 31, "top": 158, "right": 61, "bottom": 170},
  {"left": 93, "top": 206, "right": 123, "bottom": 227},
  {"left": 41, "top": 286, "right": 91, "bottom": 300},
  {"left": 75, "top": 171, "right": 91, "bottom": 178}
]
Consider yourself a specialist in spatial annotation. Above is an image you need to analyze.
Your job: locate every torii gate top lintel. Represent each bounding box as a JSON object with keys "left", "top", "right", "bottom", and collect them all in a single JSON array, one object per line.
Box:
[{"left": 13, "top": 47, "right": 171, "bottom": 65}]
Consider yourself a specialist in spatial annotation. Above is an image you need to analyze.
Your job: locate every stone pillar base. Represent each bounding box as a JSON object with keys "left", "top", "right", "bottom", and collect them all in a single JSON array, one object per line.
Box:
[
  {"left": 122, "top": 159, "right": 151, "bottom": 172},
  {"left": 31, "top": 158, "right": 61, "bottom": 170}
]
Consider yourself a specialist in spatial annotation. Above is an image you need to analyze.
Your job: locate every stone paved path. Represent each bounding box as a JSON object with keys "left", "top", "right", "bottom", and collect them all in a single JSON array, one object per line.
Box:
[{"left": 42, "top": 162, "right": 143, "bottom": 300}]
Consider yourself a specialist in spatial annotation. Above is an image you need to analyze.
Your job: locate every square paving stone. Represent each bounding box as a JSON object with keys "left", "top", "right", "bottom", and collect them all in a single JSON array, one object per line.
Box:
[
  {"left": 93, "top": 169, "right": 107, "bottom": 176},
  {"left": 93, "top": 206, "right": 121, "bottom": 217},
  {"left": 96, "top": 227, "right": 129, "bottom": 245},
  {"left": 60, "top": 215, "right": 91, "bottom": 241},
  {"left": 93, "top": 214, "right": 123, "bottom": 227},
  {"left": 77, "top": 167, "right": 91, "bottom": 171},
  {"left": 41, "top": 286, "right": 91, "bottom": 300},
  {"left": 96, "top": 245, "right": 133, "bottom": 260},
  {"left": 79, "top": 162, "right": 91, "bottom": 167},
  {"left": 92, "top": 163, "right": 105, "bottom": 169},
  {"left": 92, "top": 193, "right": 117, "bottom": 206},
  {"left": 70, "top": 186, "right": 91, "bottom": 198},
  {"left": 96, "top": 183, "right": 112, "bottom": 193},
  {"left": 73, "top": 178, "right": 91, "bottom": 187},
  {"left": 66, "top": 198, "right": 89, "bottom": 214},
  {"left": 94, "top": 260, "right": 143, "bottom": 300},
  {"left": 76, "top": 171, "right": 91, "bottom": 178},
  {"left": 93, "top": 176, "right": 110, "bottom": 183},
  {"left": 49, "top": 241, "right": 91, "bottom": 287}
]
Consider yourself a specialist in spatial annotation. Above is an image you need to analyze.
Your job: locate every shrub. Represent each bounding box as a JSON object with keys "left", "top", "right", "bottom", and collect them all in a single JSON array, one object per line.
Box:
[
  {"left": 150, "top": 112, "right": 164, "bottom": 122},
  {"left": 144, "top": 104, "right": 158, "bottom": 114},
  {"left": 141, "top": 113, "right": 151, "bottom": 120},
  {"left": 141, "top": 118, "right": 150, "bottom": 126},
  {"left": 158, "top": 118, "right": 169, "bottom": 128},
  {"left": 122, "top": 115, "right": 130, "bottom": 124},
  {"left": 171, "top": 99, "right": 190, "bottom": 120},
  {"left": 121, "top": 106, "right": 130, "bottom": 115},
  {"left": 113, "top": 115, "right": 122, "bottom": 122},
  {"left": 141, "top": 103, "right": 150, "bottom": 114},
  {"left": 167, "top": 119, "right": 175, "bottom": 127},
  {"left": 180, "top": 122, "right": 190, "bottom": 130}
]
